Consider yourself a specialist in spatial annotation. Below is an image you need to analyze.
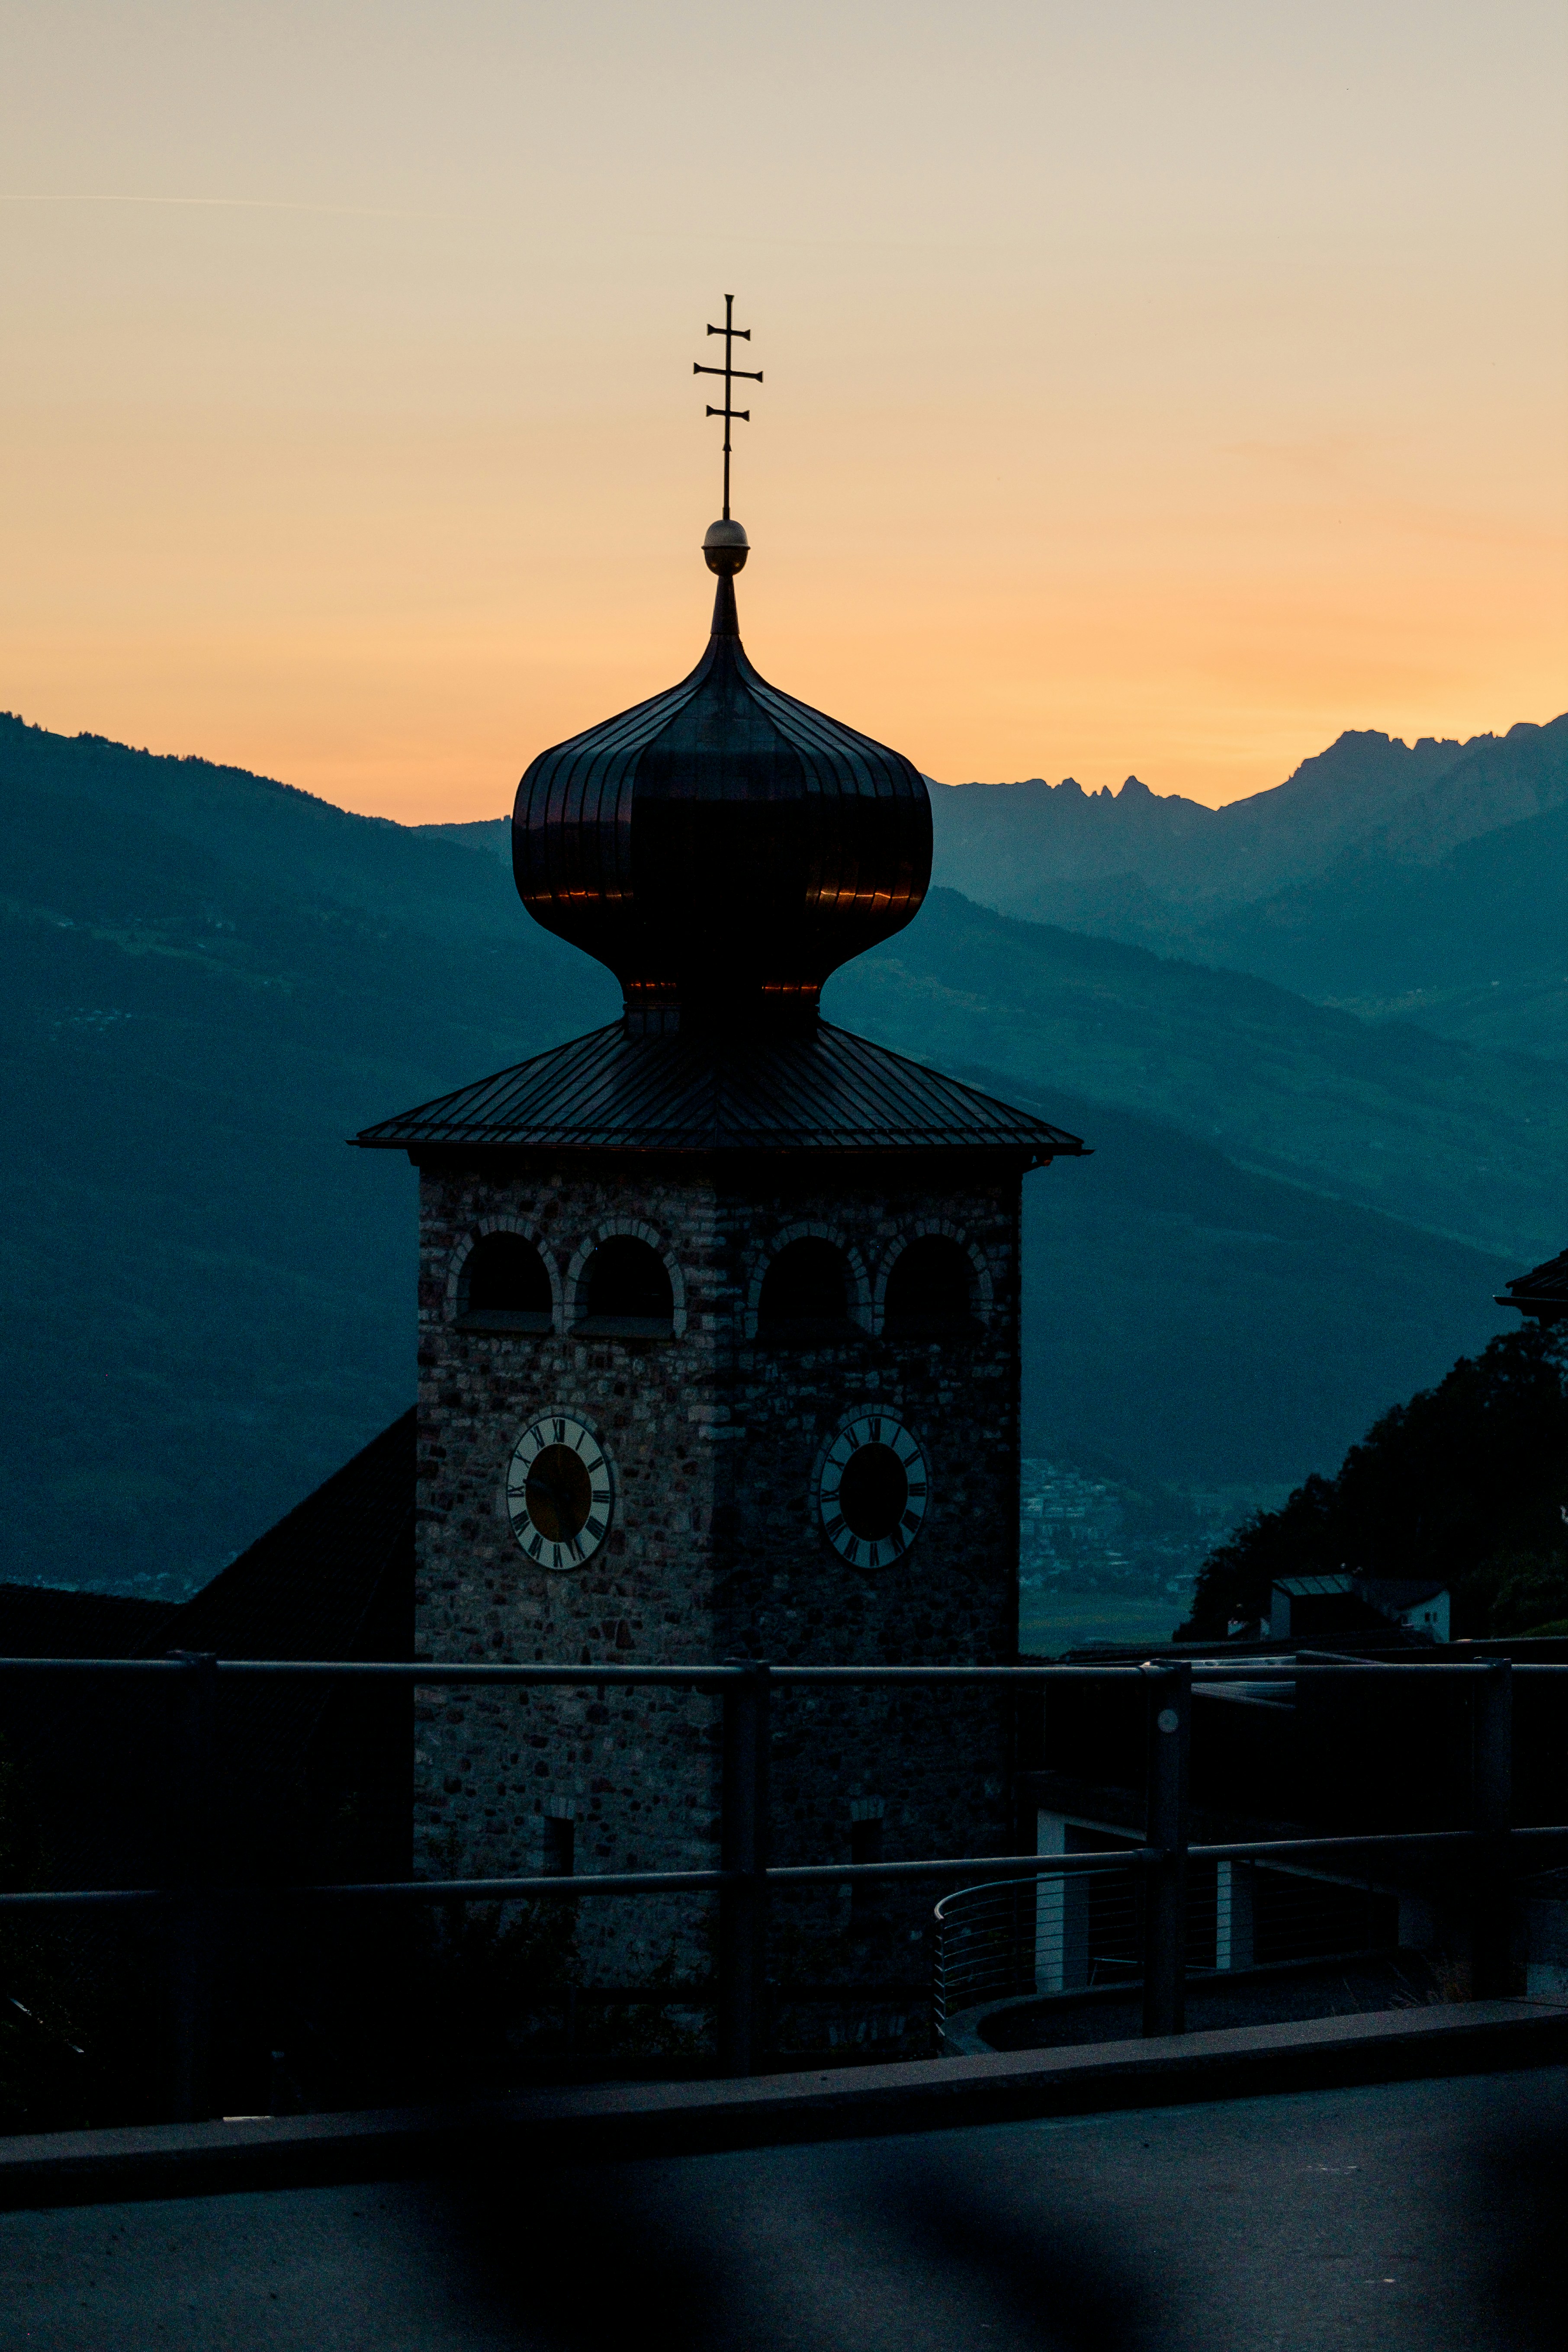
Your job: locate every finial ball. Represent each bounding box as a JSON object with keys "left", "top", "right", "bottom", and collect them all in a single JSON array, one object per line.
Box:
[{"left": 703, "top": 517, "right": 749, "bottom": 575}]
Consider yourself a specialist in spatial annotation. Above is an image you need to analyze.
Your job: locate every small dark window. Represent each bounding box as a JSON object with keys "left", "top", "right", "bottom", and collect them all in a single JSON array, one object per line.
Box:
[
  {"left": 850, "top": 1801, "right": 886, "bottom": 1924},
  {"left": 758, "top": 1238, "right": 856, "bottom": 1339},
  {"left": 457, "top": 1232, "right": 553, "bottom": 1332},
  {"left": 882, "top": 1237, "right": 978, "bottom": 1340},
  {"left": 542, "top": 1815, "right": 575, "bottom": 1878},
  {"left": 577, "top": 1237, "right": 674, "bottom": 1337}
]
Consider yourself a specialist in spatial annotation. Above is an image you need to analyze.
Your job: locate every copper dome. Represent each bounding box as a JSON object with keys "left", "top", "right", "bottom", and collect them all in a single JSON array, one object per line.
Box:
[{"left": 512, "top": 559, "right": 932, "bottom": 1036}]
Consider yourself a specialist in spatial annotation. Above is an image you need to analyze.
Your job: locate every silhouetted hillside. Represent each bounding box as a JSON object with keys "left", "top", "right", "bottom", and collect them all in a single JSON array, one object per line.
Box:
[
  {"left": 1200, "top": 801, "right": 1568, "bottom": 1057},
  {"left": 1181, "top": 1323, "right": 1568, "bottom": 1638},
  {"left": 973, "top": 1073, "right": 1510, "bottom": 1487},
  {"left": 830, "top": 892, "right": 1564, "bottom": 1264},
  {"left": 0, "top": 714, "right": 1535, "bottom": 1594},
  {"left": 0, "top": 717, "right": 615, "bottom": 1591}
]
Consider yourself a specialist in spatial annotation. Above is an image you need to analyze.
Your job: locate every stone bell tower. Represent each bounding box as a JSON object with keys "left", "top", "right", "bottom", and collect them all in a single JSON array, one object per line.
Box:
[{"left": 356, "top": 358, "right": 1084, "bottom": 1990}]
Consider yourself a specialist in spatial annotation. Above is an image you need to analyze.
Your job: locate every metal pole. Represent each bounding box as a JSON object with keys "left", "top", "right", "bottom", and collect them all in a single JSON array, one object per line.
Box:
[
  {"left": 722, "top": 289, "right": 733, "bottom": 520},
  {"left": 1142, "top": 1661, "right": 1190, "bottom": 2037},
  {"left": 165, "top": 1651, "right": 218, "bottom": 2122},
  {"left": 718, "top": 1660, "right": 770, "bottom": 2075},
  {"left": 1472, "top": 1658, "right": 1513, "bottom": 1999}
]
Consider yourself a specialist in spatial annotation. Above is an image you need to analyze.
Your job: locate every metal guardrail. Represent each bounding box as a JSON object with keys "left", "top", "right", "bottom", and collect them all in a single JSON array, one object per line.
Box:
[
  {"left": 0, "top": 1651, "right": 1558, "bottom": 2117},
  {"left": 936, "top": 1860, "right": 1410, "bottom": 2028},
  {"left": 935, "top": 1871, "right": 1144, "bottom": 2024}
]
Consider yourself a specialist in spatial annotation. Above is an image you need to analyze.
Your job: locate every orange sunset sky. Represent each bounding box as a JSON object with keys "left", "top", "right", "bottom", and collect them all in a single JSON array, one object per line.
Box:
[{"left": 3, "top": 0, "right": 1566, "bottom": 823}]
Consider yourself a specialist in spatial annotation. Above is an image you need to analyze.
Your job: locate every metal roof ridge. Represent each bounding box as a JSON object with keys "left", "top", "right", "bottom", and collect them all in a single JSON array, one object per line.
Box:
[
  {"left": 350, "top": 1022, "right": 625, "bottom": 1143},
  {"left": 813, "top": 1022, "right": 1086, "bottom": 1145},
  {"left": 540, "top": 645, "right": 715, "bottom": 765},
  {"left": 352, "top": 1017, "right": 1087, "bottom": 1155}
]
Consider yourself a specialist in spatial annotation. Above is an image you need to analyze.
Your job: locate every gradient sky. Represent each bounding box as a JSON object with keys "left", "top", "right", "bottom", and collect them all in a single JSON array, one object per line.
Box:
[{"left": 3, "top": 0, "right": 1565, "bottom": 821}]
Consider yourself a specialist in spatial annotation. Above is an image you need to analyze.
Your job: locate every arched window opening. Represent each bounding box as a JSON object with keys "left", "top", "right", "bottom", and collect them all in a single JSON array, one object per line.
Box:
[
  {"left": 577, "top": 1237, "right": 675, "bottom": 1337},
  {"left": 882, "top": 1237, "right": 979, "bottom": 1340},
  {"left": 456, "top": 1232, "right": 553, "bottom": 1333},
  {"left": 758, "top": 1238, "right": 856, "bottom": 1340}
]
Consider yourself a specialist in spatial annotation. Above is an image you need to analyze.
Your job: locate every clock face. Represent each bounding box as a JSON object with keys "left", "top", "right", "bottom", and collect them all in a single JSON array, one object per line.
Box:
[
  {"left": 506, "top": 1412, "right": 615, "bottom": 1571},
  {"left": 818, "top": 1411, "right": 929, "bottom": 1569}
]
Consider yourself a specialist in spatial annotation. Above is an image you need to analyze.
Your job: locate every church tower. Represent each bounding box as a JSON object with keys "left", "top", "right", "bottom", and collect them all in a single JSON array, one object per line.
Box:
[{"left": 356, "top": 311, "right": 1084, "bottom": 1997}]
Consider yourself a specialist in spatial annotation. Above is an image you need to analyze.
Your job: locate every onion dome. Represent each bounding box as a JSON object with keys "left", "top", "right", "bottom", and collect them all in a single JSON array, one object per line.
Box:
[{"left": 512, "top": 524, "right": 932, "bottom": 1036}]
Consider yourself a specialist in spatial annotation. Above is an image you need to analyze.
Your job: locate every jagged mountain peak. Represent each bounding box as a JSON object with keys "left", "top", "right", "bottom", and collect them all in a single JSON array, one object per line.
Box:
[{"left": 928, "top": 715, "right": 1563, "bottom": 919}]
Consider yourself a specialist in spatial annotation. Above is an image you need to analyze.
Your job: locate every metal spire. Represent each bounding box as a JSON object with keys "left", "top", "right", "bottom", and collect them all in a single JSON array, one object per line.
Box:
[{"left": 694, "top": 294, "right": 761, "bottom": 521}]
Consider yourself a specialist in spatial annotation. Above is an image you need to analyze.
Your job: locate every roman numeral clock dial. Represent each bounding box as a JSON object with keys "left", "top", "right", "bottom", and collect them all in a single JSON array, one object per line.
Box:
[
  {"left": 817, "top": 1413, "right": 930, "bottom": 1569},
  {"left": 506, "top": 1412, "right": 616, "bottom": 1571}
]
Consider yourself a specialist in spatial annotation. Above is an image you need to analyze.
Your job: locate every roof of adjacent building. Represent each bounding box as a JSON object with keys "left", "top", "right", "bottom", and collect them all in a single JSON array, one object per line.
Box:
[
  {"left": 143, "top": 1409, "right": 413, "bottom": 1668},
  {"left": 0, "top": 1584, "right": 179, "bottom": 1659},
  {"left": 1497, "top": 1247, "right": 1568, "bottom": 1322},
  {"left": 1, "top": 1415, "right": 414, "bottom": 1893},
  {"left": 1356, "top": 1577, "right": 1449, "bottom": 1611},
  {"left": 352, "top": 1020, "right": 1087, "bottom": 1161},
  {"left": 1273, "top": 1571, "right": 1447, "bottom": 1608}
]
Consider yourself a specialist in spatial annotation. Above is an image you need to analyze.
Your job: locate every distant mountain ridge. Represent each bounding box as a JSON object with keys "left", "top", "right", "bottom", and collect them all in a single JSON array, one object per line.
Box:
[
  {"left": 0, "top": 708, "right": 1542, "bottom": 1595},
  {"left": 426, "top": 717, "right": 1568, "bottom": 1060},
  {"left": 929, "top": 720, "right": 1564, "bottom": 908},
  {"left": 924, "top": 717, "right": 1568, "bottom": 1059}
]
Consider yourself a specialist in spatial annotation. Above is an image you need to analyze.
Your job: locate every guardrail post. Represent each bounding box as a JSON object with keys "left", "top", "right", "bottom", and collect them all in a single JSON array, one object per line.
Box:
[
  {"left": 165, "top": 1651, "right": 218, "bottom": 2122},
  {"left": 1472, "top": 1658, "right": 1513, "bottom": 1999},
  {"left": 718, "top": 1661, "right": 770, "bottom": 2076},
  {"left": 1142, "top": 1661, "right": 1190, "bottom": 2037}
]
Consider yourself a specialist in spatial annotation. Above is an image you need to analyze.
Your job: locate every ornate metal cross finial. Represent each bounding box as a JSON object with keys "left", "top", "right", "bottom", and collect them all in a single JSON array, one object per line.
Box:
[{"left": 694, "top": 294, "right": 761, "bottom": 521}]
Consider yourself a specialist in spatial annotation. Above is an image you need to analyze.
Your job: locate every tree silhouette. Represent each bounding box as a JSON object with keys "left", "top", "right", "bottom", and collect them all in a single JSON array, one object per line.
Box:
[{"left": 1181, "top": 1322, "right": 1568, "bottom": 1639}]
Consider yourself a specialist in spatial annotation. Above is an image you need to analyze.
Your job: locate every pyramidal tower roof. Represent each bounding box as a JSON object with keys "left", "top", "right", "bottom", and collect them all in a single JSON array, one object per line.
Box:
[{"left": 354, "top": 1019, "right": 1084, "bottom": 1163}]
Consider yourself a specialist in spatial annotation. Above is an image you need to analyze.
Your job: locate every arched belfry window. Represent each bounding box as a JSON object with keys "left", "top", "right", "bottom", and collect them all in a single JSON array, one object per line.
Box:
[
  {"left": 456, "top": 1232, "right": 553, "bottom": 1333},
  {"left": 758, "top": 1238, "right": 857, "bottom": 1340},
  {"left": 883, "top": 1237, "right": 980, "bottom": 1340},
  {"left": 576, "top": 1237, "right": 675, "bottom": 1338}
]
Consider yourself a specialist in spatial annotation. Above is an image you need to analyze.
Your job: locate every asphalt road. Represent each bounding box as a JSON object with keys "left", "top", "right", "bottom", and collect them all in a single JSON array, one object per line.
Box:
[{"left": 3, "top": 2066, "right": 1566, "bottom": 2350}]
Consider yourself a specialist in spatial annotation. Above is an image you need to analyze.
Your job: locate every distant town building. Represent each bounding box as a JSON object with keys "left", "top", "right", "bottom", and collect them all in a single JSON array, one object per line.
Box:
[
  {"left": 1268, "top": 1572, "right": 1450, "bottom": 1644},
  {"left": 1019, "top": 1459, "right": 1129, "bottom": 1585},
  {"left": 1496, "top": 1247, "right": 1568, "bottom": 1326}
]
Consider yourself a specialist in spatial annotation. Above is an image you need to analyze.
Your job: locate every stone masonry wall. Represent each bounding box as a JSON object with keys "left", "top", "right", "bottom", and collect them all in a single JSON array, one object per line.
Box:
[
  {"left": 413, "top": 1149, "right": 1023, "bottom": 1989},
  {"left": 710, "top": 1163, "right": 1021, "bottom": 1988}
]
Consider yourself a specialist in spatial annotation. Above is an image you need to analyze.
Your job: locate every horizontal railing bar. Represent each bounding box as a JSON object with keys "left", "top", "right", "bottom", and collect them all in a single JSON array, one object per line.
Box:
[
  {"left": 0, "top": 1658, "right": 187, "bottom": 1675},
  {"left": 763, "top": 1665, "right": 1145, "bottom": 1684},
  {"left": 5, "top": 1655, "right": 1562, "bottom": 1684},
  {"left": 770, "top": 1851, "right": 1147, "bottom": 1888},
  {"left": 0, "top": 1659, "right": 1127, "bottom": 1686},
  {"left": 297, "top": 1869, "right": 734, "bottom": 1902},
  {"left": 238, "top": 1662, "right": 752, "bottom": 1688},
  {"left": 0, "top": 1889, "right": 164, "bottom": 1911},
  {"left": 0, "top": 1854, "right": 1141, "bottom": 1912},
  {"left": 1194, "top": 1665, "right": 1489, "bottom": 1681},
  {"left": 1189, "top": 1829, "right": 1490, "bottom": 1862},
  {"left": 10, "top": 1820, "right": 1562, "bottom": 1914},
  {"left": 785, "top": 1661, "right": 1504, "bottom": 1682}
]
